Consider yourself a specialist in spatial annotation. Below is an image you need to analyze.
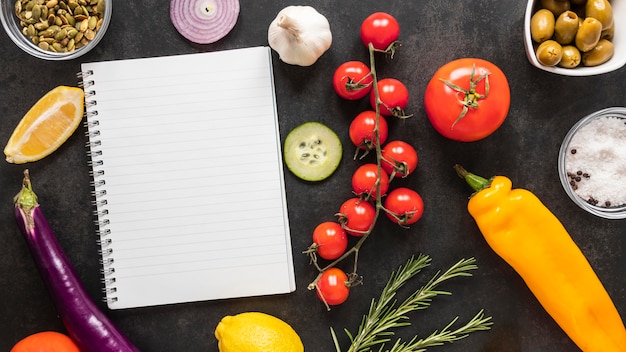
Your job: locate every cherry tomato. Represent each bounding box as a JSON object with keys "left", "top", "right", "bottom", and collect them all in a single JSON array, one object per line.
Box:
[
  {"left": 360, "top": 12, "right": 400, "bottom": 51},
  {"left": 424, "top": 58, "right": 510, "bottom": 142},
  {"left": 352, "top": 163, "right": 389, "bottom": 200},
  {"left": 316, "top": 267, "right": 350, "bottom": 306},
  {"left": 333, "top": 61, "right": 373, "bottom": 100},
  {"left": 349, "top": 110, "right": 389, "bottom": 150},
  {"left": 370, "top": 78, "right": 409, "bottom": 117},
  {"left": 381, "top": 140, "right": 418, "bottom": 178},
  {"left": 312, "top": 222, "right": 348, "bottom": 260},
  {"left": 384, "top": 187, "right": 424, "bottom": 226},
  {"left": 338, "top": 198, "right": 376, "bottom": 236}
]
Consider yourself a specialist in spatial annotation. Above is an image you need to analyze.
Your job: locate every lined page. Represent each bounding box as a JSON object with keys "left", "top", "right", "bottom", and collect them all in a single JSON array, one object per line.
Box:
[{"left": 81, "top": 47, "right": 295, "bottom": 309}]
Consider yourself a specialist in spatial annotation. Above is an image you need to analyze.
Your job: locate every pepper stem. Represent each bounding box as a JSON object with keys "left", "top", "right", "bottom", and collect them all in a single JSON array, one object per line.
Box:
[
  {"left": 14, "top": 169, "right": 38, "bottom": 209},
  {"left": 454, "top": 164, "right": 491, "bottom": 192}
]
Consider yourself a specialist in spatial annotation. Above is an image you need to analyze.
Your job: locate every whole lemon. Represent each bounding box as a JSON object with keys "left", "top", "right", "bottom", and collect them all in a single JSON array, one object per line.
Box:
[{"left": 214, "top": 312, "right": 304, "bottom": 352}]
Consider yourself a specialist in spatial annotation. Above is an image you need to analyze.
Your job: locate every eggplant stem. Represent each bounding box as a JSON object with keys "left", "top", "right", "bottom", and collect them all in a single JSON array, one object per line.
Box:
[{"left": 14, "top": 169, "right": 38, "bottom": 209}]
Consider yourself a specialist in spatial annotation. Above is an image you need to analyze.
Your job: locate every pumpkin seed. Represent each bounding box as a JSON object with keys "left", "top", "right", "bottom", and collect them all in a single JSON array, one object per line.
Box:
[
  {"left": 31, "top": 5, "right": 41, "bottom": 20},
  {"left": 87, "top": 15, "right": 96, "bottom": 30},
  {"left": 83, "top": 28, "right": 95, "bottom": 40},
  {"left": 27, "top": 24, "right": 36, "bottom": 36},
  {"left": 79, "top": 18, "right": 88, "bottom": 31},
  {"left": 54, "top": 28, "right": 67, "bottom": 41},
  {"left": 34, "top": 21, "right": 48, "bottom": 30},
  {"left": 65, "top": 14, "right": 75, "bottom": 25}
]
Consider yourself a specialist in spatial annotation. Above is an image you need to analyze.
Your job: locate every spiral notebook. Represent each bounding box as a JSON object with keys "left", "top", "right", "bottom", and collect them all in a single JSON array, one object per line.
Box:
[{"left": 79, "top": 46, "right": 295, "bottom": 310}]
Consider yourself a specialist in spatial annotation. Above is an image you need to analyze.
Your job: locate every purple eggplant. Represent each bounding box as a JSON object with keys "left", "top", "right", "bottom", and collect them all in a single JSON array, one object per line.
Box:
[{"left": 13, "top": 170, "right": 140, "bottom": 352}]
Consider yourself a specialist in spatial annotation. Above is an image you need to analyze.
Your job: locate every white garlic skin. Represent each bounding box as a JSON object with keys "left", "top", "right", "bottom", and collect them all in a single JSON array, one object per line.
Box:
[{"left": 268, "top": 6, "right": 332, "bottom": 66}]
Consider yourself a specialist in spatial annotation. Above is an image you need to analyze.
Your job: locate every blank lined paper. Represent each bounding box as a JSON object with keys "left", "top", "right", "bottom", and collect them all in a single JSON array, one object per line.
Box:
[{"left": 81, "top": 47, "right": 295, "bottom": 309}]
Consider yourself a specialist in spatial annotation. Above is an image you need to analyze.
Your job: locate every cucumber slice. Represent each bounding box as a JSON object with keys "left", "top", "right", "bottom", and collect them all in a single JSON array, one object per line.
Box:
[{"left": 283, "top": 122, "right": 342, "bottom": 181}]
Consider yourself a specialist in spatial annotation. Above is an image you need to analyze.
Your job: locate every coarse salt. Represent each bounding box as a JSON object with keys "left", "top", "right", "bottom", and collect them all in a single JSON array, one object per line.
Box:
[{"left": 565, "top": 116, "right": 626, "bottom": 207}]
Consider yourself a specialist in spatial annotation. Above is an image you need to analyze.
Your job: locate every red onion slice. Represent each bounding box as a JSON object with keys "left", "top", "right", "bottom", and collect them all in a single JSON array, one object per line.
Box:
[{"left": 170, "top": 0, "right": 240, "bottom": 44}]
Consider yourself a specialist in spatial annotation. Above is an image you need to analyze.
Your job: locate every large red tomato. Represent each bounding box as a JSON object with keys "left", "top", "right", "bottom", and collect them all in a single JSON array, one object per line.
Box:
[
  {"left": 424, "top": 58, "right": 510, "bottom": 142},
  {"left": 11, "top": 331, "right": 80, "bottom": 352}
]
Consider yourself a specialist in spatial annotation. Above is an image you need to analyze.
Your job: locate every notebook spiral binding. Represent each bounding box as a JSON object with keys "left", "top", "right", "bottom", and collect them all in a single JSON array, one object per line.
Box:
[{"left": 78, "top": 70, "right": 118, "bottom": 304}]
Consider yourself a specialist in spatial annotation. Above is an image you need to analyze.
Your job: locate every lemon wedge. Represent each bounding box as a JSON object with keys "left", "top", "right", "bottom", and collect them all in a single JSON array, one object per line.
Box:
[{"left": 4, "top": 86, "right": 85, "bottom": 164}]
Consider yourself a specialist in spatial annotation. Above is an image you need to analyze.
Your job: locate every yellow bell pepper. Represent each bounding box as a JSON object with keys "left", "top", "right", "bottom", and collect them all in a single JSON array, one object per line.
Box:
[{"left": 455, "top": 165, "right": 626, "bottom": 352}]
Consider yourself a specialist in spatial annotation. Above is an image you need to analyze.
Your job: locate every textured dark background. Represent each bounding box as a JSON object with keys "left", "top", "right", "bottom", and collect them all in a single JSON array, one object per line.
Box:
[{"left": 1, "top": 1, "right": 625, "bottom": 351}]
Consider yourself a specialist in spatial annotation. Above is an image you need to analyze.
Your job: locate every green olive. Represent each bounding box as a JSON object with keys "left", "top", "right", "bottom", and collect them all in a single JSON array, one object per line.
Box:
[
  {"left": 536, "top": 40, "right": 563, "bottom": 66},
  {"left": 540, "top": 0, "right": 570, "bottom": 16},
  {"left": 558, "top": 45, "right": 581, "bottom": 68},
  {"left": 530, "top": 9, "right": 555, "bottom": 43},
  {"left": 554, "top": 11, "right": 579, "bottom": 45},
  {"left": 601, "top": 20, "right": 614, "bottom": 41},
  {"left": 575, "top": 17, "right": 602, "bottom": 52},
  {"left": 582, "top": 39, "right": 614, "bottom": 66},
  {"left": 585, "top": 0, "right": 613, "bottom": 29}
]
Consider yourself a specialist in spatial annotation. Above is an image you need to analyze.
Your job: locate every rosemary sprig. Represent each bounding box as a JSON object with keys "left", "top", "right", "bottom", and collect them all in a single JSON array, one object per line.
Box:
[{"left": 331, "top": 255, "right": 493, "bottom": 352}]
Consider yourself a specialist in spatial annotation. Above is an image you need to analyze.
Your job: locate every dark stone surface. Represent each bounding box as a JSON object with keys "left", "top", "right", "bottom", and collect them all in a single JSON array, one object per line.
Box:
[{"left": 1, "top": 1, "right": 625, "bottom": 351}]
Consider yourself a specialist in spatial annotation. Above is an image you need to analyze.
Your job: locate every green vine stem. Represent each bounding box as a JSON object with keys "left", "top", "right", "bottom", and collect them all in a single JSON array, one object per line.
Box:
[{"left": 306, "top": 43, "right": 398, "bottom": 308}]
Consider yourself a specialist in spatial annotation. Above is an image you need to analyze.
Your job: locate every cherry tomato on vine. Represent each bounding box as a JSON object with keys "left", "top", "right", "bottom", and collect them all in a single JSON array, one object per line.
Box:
[
  {"left": 312, "top": 222, "right": 348, "bottom": 260},
  {"left": 352, "top": 163, "right": 390, "bottom": 200},
  {"left": 424, "top": 58, "right": 510, "bottom": 142},
  {"left": 360, "top": 12, "right": 400, "bottom": 51},
  {"left": 381, "top": 140, "right": 418, "bottom": 178},
  {"left": 384, "top": 187, "right": 424, "bottom": 226},
  {"left": 349, "top": 110, "right": 389, "bottom": 150},
  {"left": 316, "top": 267, "right": 350, "bottom": 306},
  {"left": 338, "top": 198, "right": 376, "bottom": 236},
  {"left": 333, "top": 61, "right": 373, "bottom": 100},
  {"left": 370, "top": 78, "right": 409, "bottom": 117}
]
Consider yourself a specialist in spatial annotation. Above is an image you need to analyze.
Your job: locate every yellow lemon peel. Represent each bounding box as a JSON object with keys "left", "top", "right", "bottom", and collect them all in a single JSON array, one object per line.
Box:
[{"left": 215, "top": 312, "right": 304, "bottom": 352}]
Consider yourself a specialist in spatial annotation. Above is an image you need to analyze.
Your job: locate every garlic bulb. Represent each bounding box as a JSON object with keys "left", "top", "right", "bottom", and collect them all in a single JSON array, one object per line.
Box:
[{"left": 268, "top": 6, "right": 332, "bottom": 66}]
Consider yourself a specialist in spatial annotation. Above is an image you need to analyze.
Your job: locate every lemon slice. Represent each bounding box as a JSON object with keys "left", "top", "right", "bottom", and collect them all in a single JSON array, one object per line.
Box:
[{"left": 4, "top": 86, "right": 85, "bottom": 164}]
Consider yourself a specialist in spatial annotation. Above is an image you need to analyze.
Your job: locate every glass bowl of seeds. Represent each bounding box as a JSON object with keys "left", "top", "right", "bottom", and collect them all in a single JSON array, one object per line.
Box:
[
  {"left": 558, "top": 107, "right": 626, "bottom": 219},
  {"left": 1, "top": 0, "right": 111, "bottom": 60}
]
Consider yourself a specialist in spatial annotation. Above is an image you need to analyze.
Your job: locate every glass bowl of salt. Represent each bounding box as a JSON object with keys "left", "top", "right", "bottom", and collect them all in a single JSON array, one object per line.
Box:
[{"left": 558, "top": 107, "right": 626, "bottom": 219}]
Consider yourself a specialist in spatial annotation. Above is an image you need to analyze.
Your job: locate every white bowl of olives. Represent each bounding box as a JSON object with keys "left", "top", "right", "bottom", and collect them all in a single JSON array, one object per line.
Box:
[{"left": 524, "top": 0, "right": 626, "bottom": 76}]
